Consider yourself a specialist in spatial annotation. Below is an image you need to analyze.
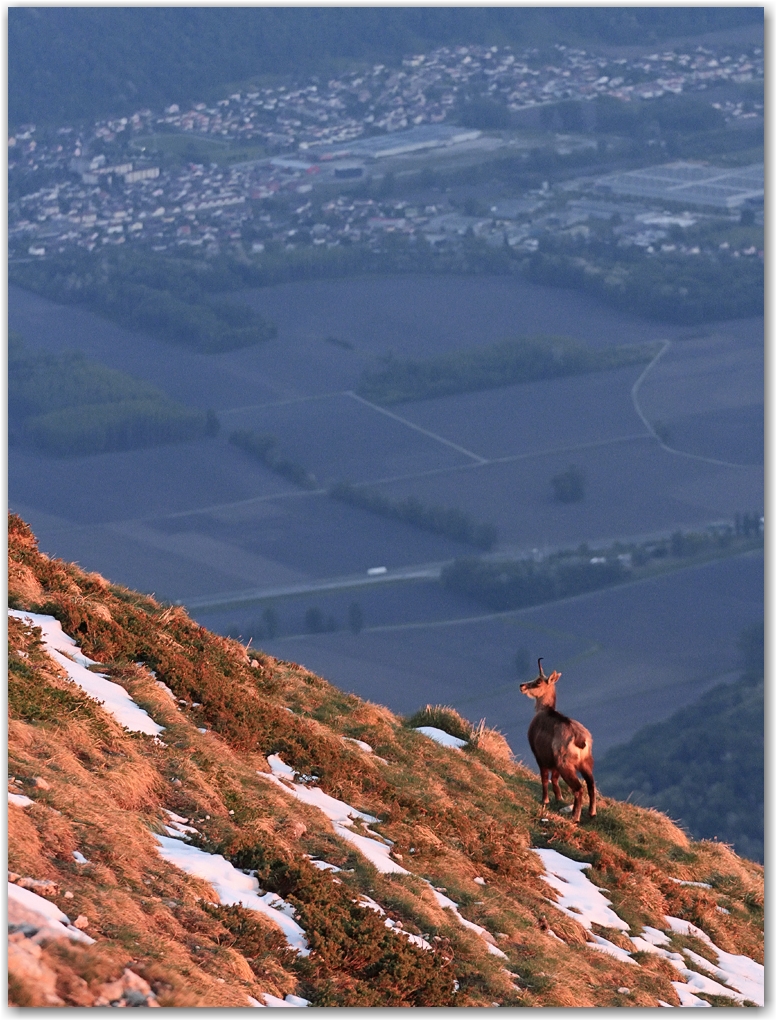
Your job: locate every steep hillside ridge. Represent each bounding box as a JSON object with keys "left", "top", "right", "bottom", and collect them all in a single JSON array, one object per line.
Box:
[{"left": 7, "top": 515, "right": 763, "bottom": 1007}]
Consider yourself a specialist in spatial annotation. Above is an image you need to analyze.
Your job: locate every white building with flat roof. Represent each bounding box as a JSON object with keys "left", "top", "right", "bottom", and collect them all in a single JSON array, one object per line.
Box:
[{"left": 595, "top": 162, "right": 763, "bottom": 210}]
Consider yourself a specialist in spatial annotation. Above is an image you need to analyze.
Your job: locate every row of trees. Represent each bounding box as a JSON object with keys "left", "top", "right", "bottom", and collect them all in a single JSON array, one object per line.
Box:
[
  {"left": 331, "top": 481, "right": 497, "bottom": 550},
  {"left": 228, "top": 430, "right": 319, "bottom": 489},
  {"left": 443, "top": 555, "right": 626, "bottom": 612},
  {"left": 443, "top": 521, "right": 763, "bottom": 611},
  {"left": 226, "top": 601, "right": 365, "bottom": 642},
  {"left": 357, "top": 335, "right": 657, "bottom": 405}
]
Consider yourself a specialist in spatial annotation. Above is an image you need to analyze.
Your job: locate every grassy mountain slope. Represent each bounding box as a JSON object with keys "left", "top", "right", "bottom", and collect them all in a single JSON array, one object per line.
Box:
[
  {"left": 9, "top": 8, "right": 762, "bottom": 126},
  {"left": 597, "top": 623, "right": 764, "bottom": 863},
  {"left": 7, "top": 515, "right": 763, "bottom": 1007}
]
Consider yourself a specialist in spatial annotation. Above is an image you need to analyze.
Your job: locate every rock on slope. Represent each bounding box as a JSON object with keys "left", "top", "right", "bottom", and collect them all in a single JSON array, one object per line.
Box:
[{"left": 7, "top": 514, "right": 763, "bottom": 1007}]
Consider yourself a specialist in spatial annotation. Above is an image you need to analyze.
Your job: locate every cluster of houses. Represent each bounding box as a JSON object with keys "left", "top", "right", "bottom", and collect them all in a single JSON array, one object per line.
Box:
[{"left": 9, "top": 40, "right": 762, "bottom": 262}]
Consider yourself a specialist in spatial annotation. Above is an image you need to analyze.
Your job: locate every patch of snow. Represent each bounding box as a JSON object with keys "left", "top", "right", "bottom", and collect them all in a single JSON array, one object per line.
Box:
[
  {"left": 658, "top": 1001, "right": 675, "bottom": 1008},
  {"left": 415, "top": 726, "right": 467, "bottom": 749},
  {"left": 716, "top": 906, "right": 729, "bottom": 914},
  {"left": 259, "top": 756, "right": 407, "bottom": 876},
  {"left": 267, "top": 754, "right": 296, "bottom": 777},
  {"left": 307, "top": 859, "right": 341, "bottom": 873},
  {"left": 430, "top": 886, "right": 507, "bottom": 958},
  {"left": 671, "top": 983, "right": 712, "bottom": 1007},
  {"left": 162, "top": 811, "right": 200, "bottom": 838},
  {"left": 163, "top": 810, "right": 189, "bottom": 824},
  {"left": 256, "top": 993, "right": 310, "bottom": 1007},
  {"left": 197, "top": 727, "right": 208, "bottom": 734},
  {"left": 9, "top": 610, "right": 164, "bottom": 736},
  {"left": 547, "top": 928, "right": 565, "bottom": 942},
  {"left": 342, "top": 737, "right": 373, "bottom": 753},
  {"left": 587, "top": 933, "right": 638, "bottom": 965},
  {"left": 7, "top": 881, "right": 94, "bottom": 944},
  {"left": 154, "top": 835, "right": 309, "bottom": 956},
  {"left": 665, "top": 916, "right": 762, "bottom": 1006},
  {"left": 631, "top": 918, "right": 761, "bottom": 1006},
  {"left": 531, "top": 849, "right": 630, "bottom": 932},
  {"left": 357, "top": 896, "right": 432, "bottom": 951},
  {"left": 154, "top": 679, "right": 177, "bottom": 701},
  {"left": 72, "top": 851, "right": 90, "bottom": 864},
  {"left": 630, "top": 936, "right": 684, "bottom": 963},
  {"left": 641, "top": 926, "right": 671, "bottom": 946},
  {"left": 8, "top": 791, "right": 34, "bottom": 808},
  {"left": 261, "top": 756, "right": 504, "bottom": 956},
  {"left": 670, "top": 878, "right": 712, "bottom": 889},
  {"left": 358, "top": 895, "right": 385, "bottom": 915},
  {"left": 474, "top": 876, "right": 486, "bottom": 885}
]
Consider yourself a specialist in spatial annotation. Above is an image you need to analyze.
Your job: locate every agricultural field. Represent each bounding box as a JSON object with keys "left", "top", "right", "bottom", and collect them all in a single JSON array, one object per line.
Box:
[{"left": 9, "top": 276, "right": 762, "bottom": 761}]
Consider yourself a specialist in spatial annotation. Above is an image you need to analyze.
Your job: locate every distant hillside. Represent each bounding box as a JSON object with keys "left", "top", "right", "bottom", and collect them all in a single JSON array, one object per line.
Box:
[
  {"left": 9, "top": 8, "right": 762, "bottom": 126},
  {"left": 7, "top": 514, "right": 763, "bottom": 1007},
  {"left": 597, "top": 623, "right": 764, "bottom": 863}
]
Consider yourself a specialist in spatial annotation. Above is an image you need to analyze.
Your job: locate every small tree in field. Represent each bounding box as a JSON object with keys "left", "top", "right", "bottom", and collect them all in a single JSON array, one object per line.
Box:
[
  {"left": 551, "top": 464, "right": 585, "bottom": 503},
  {"left": 348, "top": 602, "right": 364, "bottom": 635}
]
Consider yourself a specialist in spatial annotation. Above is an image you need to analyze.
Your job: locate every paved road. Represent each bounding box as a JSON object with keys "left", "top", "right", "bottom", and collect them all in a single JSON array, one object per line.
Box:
[{"left": 181, "top": 518, "right": 750, "bottom": 613}]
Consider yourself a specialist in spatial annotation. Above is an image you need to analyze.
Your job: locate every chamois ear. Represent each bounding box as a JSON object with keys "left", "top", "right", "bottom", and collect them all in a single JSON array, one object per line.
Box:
[{"left": 548, "top": 670, "right": 561, "bottom": 684}]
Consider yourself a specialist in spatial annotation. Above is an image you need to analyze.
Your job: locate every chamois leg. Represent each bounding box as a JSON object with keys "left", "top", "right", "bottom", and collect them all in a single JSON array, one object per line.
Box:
[
  {"left": 557, "top": 765, "right": 584, "bottom": 823},
  {"left": 551, "top": 770, "right": 563, "bottom": 803},
  {"left": 539, "top": 768, "right": 550, "bottom": 814},
  {"left": 579, "top": 762, "right": 596, "bottom": 818}
]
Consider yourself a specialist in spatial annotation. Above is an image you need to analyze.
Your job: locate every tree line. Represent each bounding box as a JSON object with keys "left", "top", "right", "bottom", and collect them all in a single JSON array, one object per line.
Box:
[
  {"left": 443, "top": 521, "right": 763, "bottom": 612},
  {"left": 357, "top": 335, "right": 657, "bottom": 405},
  {"left": 526, "top": 238, "right": 763, "bottom": 324},
  {"left": 330, "top": 481, "right": 497, "bottom": 550},
  {"left": 228, "top": 430, "right": 319, "bottom": 489},
  {"left": 10, "top": 250, "right": 277, "bottom": 354}
]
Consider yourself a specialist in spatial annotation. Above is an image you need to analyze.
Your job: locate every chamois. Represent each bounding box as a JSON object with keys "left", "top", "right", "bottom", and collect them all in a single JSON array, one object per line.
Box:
[{"left": 520, "top": 659, "right": 596, "bottom": 822}]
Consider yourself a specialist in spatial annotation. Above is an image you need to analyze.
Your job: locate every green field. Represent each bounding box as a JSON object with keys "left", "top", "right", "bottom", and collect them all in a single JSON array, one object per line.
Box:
[{"left": 132, "top": 133, "right": 267, "bottom": 166}]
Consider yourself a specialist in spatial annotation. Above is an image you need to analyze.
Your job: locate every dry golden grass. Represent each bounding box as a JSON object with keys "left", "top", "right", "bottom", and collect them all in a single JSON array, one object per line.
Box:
[
  {"left": 7, "top": 513, "right": 763, "bottom": 1007},
  {"left": 470, "top": 719, "right": 515, "bottom": 764}
]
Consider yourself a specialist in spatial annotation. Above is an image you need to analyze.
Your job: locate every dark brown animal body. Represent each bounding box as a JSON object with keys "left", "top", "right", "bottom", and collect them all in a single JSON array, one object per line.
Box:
[{"left": 520, "top": 660, "right": 596, "bottom": 822}]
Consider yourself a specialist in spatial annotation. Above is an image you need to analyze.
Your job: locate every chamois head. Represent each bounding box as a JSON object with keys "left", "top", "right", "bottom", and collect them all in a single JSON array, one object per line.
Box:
[{"left": 520, "top": 658, "right": 561, "bottom": 700}]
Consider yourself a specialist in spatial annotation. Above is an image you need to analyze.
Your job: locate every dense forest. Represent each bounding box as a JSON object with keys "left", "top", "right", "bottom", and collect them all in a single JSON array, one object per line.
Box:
[
  {"left": 9, "top": 333, "right": 216, "bottom": 456},
  {"left": 598, "top": 622, "right": 764, "bottom": 863},
  {"left": 9, "top": 8, "right": 762, "bottom": 126}
]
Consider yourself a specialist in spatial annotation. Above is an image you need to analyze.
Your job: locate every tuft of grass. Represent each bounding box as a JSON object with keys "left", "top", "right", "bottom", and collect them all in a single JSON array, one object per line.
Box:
[
  {"left": 469, "top": 720, "right": 514, "bottom": 763},
  {"left": 403, "top": 705, "right": 473, "bottom": 743}
]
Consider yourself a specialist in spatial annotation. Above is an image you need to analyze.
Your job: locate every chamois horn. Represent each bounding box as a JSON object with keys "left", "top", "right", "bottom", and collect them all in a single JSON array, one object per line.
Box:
[{"left": 537, "top": 657, "right": 545, "bottom": 678}]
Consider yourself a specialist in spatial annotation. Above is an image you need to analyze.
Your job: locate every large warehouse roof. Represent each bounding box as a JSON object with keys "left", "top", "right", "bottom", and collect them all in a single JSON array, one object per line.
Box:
[
  {"left": 307, "top": 124, "right": 481, "bottom": 160},
  {"left": 595, "top": 162, "right": 763, "bottom": 209}
]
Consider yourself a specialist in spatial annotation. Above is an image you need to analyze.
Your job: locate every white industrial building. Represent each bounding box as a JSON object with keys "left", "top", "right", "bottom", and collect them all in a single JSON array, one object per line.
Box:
[{"left": 595, "top": 162, "right": 763, "bottom": 210}]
